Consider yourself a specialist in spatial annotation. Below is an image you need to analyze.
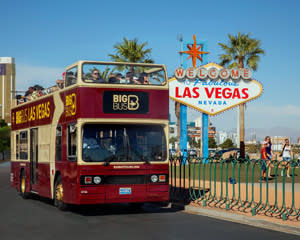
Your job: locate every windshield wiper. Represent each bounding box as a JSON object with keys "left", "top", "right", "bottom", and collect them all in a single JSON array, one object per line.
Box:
[
  {"left": 104, "top": 155, "right": 116, "bottom": 166},
  {"left": 143, "top": 156, "right": 151, "bottom": 165}
]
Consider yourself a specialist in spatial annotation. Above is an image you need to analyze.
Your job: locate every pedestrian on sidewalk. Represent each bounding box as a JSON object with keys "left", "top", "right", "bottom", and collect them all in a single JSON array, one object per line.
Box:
[
  {"left": 280, "top": 139, "right": 292, "bottom": 178},
  {"left": 260, "top": 142, "right": 268, "bottom": 181},
  {"left": 265, "top": 136, "right": 274, "bottom": 178}
]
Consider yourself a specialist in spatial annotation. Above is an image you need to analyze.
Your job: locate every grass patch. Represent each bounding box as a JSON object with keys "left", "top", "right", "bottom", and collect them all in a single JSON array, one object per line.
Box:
[{"left": 170, "top": 162, "right": 300, "bottom": 183}]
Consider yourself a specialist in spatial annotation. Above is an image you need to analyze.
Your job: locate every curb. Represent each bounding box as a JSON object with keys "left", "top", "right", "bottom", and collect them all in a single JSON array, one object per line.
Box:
[{"left": 171, "top": 203, "right": 300, "bottom": 236}]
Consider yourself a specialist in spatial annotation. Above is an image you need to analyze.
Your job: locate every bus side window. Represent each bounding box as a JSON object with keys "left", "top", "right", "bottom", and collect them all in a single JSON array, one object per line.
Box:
[
  {"left": 68, "top": 124, "right": 77, "bottom": 161},
  {"left": 56, "top": 126, "right": 62, "bottom": 161},
  {"left": 16, "top": 133, "right": 19, "bottom": 160},
  {"left": 20, "top": 131, "right": 28, "bottom": 160}
]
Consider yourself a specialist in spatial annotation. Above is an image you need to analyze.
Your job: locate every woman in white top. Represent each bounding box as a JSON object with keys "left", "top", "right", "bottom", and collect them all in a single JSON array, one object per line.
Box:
[{"left": 281, "top": 139, "right": 293, "bottom": 177}]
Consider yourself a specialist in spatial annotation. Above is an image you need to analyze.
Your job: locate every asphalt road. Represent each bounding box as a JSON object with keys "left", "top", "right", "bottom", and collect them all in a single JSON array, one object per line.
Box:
[{"left": 0, "top": 162, "right": 299, "bottom": 240}]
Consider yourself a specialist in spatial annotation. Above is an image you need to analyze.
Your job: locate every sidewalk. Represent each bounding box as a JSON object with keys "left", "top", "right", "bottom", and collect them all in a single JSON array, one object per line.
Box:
[
  {"left": 171, "top": 178, "right": 300, "bottom": 229},
  {"left": 178, "top": 204, "right": 300, "bottom": 236}
]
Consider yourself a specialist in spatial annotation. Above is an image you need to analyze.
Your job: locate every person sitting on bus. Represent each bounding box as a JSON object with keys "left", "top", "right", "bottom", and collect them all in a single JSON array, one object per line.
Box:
[
  {"left": 31, "top": 87, "right": 39, "bottom": 100},
  {"left": 138, "top": 73, "right": 151, "bottom": 85},
  {"left": 131, "top": 76, "right": 140, "bottom": 84},
  {"left": 116, "top": 73, "right": 125, "bottom": 83},
  {"left": 89, "top": 69, "right": 105, "bottom": 83},
  {"left": 125, "top": 72, "right": 133, "bottom": 84},
  {"left": 108, "top": 76, "right": 119, "bottom": 84}
]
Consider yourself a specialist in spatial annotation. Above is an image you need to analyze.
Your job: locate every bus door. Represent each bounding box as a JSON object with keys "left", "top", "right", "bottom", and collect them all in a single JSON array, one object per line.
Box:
[{"left": 30, "top": 128, "right": 39, "bottom": 189}]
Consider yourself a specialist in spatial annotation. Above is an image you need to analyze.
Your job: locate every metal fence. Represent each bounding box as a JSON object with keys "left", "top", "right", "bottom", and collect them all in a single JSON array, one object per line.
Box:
[{"left": 170, "top": 156, "right": 300, "bottom": 221}]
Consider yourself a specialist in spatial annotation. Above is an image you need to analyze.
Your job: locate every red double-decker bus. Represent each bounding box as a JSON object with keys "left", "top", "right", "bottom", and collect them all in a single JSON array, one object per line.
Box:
[{"left": 10, "top": 61, "right": 169, "bottom": 210}]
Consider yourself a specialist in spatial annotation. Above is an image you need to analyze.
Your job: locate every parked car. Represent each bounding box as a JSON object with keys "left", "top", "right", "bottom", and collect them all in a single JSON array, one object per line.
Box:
[
  {"left": 169, "top": 149, "right": 177, "bottom": 157},
  {"left": 214, "top": 148, "right": 240, "bottom": 160},
  {"left": 188, "top": 149, "right": 197, "bottom": 157}
]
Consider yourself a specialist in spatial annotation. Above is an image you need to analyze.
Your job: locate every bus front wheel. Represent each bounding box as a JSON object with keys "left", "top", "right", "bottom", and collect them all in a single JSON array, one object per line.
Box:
[{"left": 54, "top": 175, "right": 68, "bottom": 211}]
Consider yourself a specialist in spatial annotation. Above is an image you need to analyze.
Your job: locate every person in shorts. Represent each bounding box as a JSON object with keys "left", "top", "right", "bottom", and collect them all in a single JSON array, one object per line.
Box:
[
  {"left": 265, "top": 136, "right": 273, "bottom": 178},
  {"left": 281, "top": 139, "right": 293, "bottom": 178}
]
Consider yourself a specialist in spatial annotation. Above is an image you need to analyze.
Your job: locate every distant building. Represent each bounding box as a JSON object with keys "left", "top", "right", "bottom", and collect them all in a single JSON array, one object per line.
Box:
[
  {"left": 228, "top": 132, "right": 238, "bottom": 146},
  {"left": 271, "top": 136, "right": 290, "bottom": 151},
  {"left": 216, "top": 131, "right": 228, "bottom": 145},
  {"left": 298, "top": 137, "right": 300, "bottom": 145},
  {"left": 194, "top": 116, "right": 202, "bottom": 127},
  {"left": 250, "top": 131, "right": 256, "bottom": 142},
  {"left": 0, "top": 57, "right": 16, "bottom": 123}
]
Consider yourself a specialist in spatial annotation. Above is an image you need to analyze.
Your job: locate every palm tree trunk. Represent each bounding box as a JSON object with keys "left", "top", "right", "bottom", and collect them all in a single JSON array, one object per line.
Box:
[
  {"left": 239, "top": 103, "right": 245, "bottom": 158},
  {"left": 175, "top": 102, "right": 180, "bottom": 154},
  {"left": 239, "top": 60, "right": 245, "bottom": 158}
]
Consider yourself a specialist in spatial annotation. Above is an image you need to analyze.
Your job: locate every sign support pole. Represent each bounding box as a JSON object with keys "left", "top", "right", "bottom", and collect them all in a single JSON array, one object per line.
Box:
[
  {"left": 180, "top": 104, "right": 187, "bottom": 164},
  {"left": 202, "top": 113, "right": 208, "bottom": 162},
  {"left": 180, "top": 38, "right": 188, "bottom": 164},
  {"left": 201, "top": 42, "right": 208, "bottom": 162}
]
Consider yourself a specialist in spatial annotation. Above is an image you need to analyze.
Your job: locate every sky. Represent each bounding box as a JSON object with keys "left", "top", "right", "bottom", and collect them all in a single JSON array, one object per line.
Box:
[{"left": 1, "top": 0, "right": 300, "bottom": 137}]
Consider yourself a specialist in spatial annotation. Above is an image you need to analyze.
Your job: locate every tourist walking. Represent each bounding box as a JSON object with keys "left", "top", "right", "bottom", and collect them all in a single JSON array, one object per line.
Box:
[
  {"left": 260, "top": 142, "right": 268, "bottom": 181},
  {"left": 265, "top": 136, "right": 273, "bottom": 178},
  {"left": 280, "top": 138, "right": 292, "bottom": 178}
]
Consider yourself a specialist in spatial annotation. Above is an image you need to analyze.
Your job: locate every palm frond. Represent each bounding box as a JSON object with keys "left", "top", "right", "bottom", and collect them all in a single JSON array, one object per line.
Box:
[
  {"left": 218, "top": 32, "right": 264, "bottom": 71},
  {"left": 109, "top": 38, "right": 154, "bottom": 64}
]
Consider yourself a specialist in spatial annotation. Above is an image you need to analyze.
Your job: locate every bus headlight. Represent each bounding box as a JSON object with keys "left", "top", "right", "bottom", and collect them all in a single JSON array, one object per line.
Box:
[
  {"left": 151, "top": 175, "right": 158, "bottom": 183},
  {"left": 93, "top": 176, "right": 101, "bottom": 184}
]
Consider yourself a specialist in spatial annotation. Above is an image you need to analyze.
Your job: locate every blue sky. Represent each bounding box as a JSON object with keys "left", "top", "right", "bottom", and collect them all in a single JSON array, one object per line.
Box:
[{"left": 1, "top": 0, "right": 300, "bottom": 135}]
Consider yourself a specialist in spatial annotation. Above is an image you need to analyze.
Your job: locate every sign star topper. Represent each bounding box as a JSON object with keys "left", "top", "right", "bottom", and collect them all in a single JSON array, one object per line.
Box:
[{"left": 180, "top": 35, "right": 210, "bottom": 68}]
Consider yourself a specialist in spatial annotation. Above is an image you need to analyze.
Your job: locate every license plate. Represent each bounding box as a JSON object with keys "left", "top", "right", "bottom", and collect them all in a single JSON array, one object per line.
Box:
[{"left": 119, "top": 187, "right": 131, "bottom": 195}]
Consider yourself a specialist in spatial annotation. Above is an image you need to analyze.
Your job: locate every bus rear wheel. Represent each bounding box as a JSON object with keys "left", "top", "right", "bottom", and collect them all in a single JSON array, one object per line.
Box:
[
  {"left": 54, "top": 176, "right": 68, "bottom": 211},
  {"left": 19, "top": 171, "right": 30, "bottom": 199}
]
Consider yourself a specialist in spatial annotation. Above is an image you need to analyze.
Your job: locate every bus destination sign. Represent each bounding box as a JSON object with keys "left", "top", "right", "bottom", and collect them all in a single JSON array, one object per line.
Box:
[
  {"left": 103, "top": 91, "right": 149, "bottom": 114},
  {"left": 11, "top": 96, "right": 55, "bottom": 130}
]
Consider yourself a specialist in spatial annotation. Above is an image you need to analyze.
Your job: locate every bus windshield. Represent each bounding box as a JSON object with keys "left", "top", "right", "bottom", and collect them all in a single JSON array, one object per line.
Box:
[
  {"left": 82, "top": 63, "right": 166, "bottom": 85},
  {"left": 82, "top": 124, "right": 167, "bottom": 163}
]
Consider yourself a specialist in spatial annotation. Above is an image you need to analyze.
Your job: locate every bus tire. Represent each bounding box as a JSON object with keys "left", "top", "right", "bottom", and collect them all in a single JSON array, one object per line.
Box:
[
  {"left": 54, "top": 175, "right": 68, "bottom": 211},
  {"left": 19, "top": 170, "right": 30, "bottom": 199}
]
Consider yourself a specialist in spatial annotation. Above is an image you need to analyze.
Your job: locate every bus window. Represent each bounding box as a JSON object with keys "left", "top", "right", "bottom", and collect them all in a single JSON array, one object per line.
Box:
[
  {"left": 65, "top": 66, "right": 78, "bottom": 87},
  {"left": 68, "top": 124, "right": 77, "bottom": 161},
  {"left": 16, "top": 133, "right": 19, "bottom": 159},
  {"left": 82, "top": 124, "right": 166, "bottom": 163},
  {"left": 19, "top": 131, "right": 28, "bottom": 160},
  {"left": 82, "top": 63, "right": 166, "bottom": 86},
  {"left": 56, "top": 126, "right": 62, "bottom": 161}
]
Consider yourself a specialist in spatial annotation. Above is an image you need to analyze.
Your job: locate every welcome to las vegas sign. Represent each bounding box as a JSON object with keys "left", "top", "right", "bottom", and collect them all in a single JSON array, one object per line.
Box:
[{"left": 169, "top": 62, "right": 263, "bottom": 116}]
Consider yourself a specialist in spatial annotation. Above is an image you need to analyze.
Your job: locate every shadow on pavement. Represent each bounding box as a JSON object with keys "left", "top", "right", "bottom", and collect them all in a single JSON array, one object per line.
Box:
[{"left": 28, "top": 194, "right": 179, "bottom": 216}]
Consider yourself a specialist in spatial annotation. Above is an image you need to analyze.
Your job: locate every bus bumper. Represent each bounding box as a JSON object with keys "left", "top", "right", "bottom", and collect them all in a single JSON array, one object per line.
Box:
[{"left": 72, "top": 184, "right": 169, "bottom": 205}]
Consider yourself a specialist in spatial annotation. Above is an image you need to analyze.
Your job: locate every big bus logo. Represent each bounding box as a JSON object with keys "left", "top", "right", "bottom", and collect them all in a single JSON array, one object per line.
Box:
[
  {"left": 113, "top": 94, "right": 140, "bottom": 111},
  {"left": 65, "top": 93, "right": 76, "bottom": 117}
]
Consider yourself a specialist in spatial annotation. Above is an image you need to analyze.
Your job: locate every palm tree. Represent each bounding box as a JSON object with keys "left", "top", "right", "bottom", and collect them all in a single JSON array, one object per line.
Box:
[
  {"left": 108, "top": 38, "right": 154, "bottom": 73},
  {"left": 218, "top": 32, "right": 265, "bottom": 158}
]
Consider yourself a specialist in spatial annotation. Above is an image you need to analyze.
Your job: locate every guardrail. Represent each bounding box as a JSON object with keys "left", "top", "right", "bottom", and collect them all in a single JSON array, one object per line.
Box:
[{"left": 170, "top": 157, "right": 300, "bottom": 221}]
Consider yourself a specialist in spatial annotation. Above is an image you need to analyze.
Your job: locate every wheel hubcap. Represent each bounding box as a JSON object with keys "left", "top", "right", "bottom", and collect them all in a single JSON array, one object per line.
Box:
[{"left": 56, "top": 183, "right": 63, "bottom": 201}]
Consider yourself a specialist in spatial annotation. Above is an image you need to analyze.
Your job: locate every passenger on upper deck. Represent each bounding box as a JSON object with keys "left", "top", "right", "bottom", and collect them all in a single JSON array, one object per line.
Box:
[
  {"left": 126, "top": 72, "right": 139, "bottom": 84},
  {"left": 56, "top": 72, "right": 65, "bottom": 89},
  {"left": 116, "top": 73, "right": 125, "bottom": 83},
  {"left": 90, "top": 69, "right": 105, "bottom": 83},
  {"left": 108, "top": 76, "right": 119, "bottom": 84},
  {"left": 138, "top": 73, "right": 151, "bottom": 85},
  {"left": 125, "top": 72, "right": 133, "bottom": 84}
]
